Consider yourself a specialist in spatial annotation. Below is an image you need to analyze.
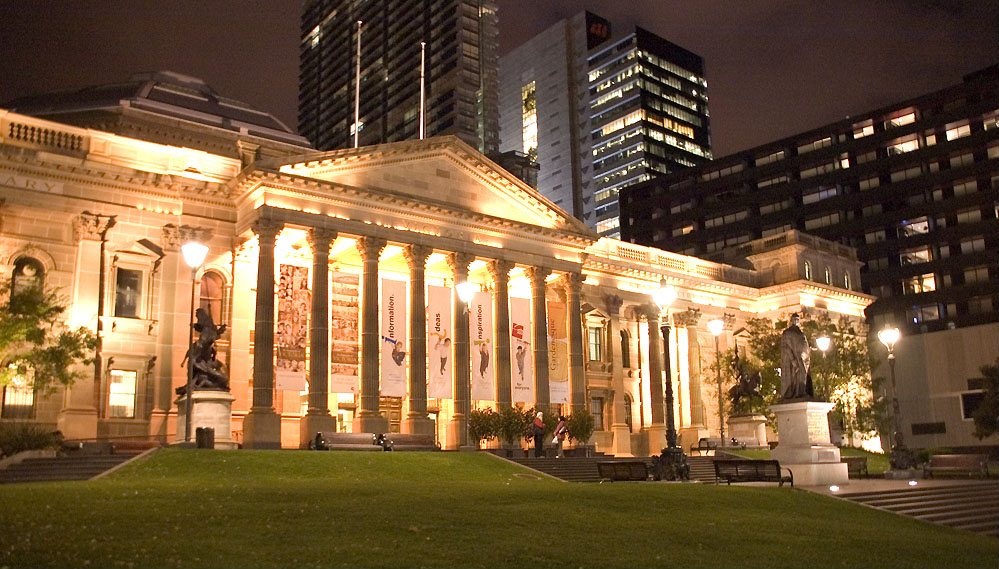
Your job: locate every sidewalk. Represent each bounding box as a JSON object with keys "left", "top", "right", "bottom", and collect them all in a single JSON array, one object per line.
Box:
[{"left": 802, "top": 476, "right": 995, "bottom": 496}]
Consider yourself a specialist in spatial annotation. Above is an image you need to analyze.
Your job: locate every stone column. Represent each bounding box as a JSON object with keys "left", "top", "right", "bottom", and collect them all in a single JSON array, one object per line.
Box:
[
  {"left": 604, "top": 295, "right": 632, "bottom": 456},
  {"left": 446, "top": 253, "right": 474, "bottom": 449},
  {"left": 243, "top": 219, "right": 283, "bottom": 449},
  {"left": 645, "top": 304, "right": 666, "bottom": 453},
  {"left": 562, "top": 272, "right": 585, "bottom": 413},
  {"left": 403, "top": 245, "right": 434, "bottom": 435},
  {"left": 675, "top": 309, "right": 704, "bottom": 428},
  {"left": 488, "top": 260, "right": 513, "bottom": 409},
  {"left": 527, "top": 266, "right": 550, "bottom": 408},
  {"left": 300, "top": 227, "right": 337, "bottom": 448},
  {"left": 353, "top": 236, "right": 388, "bottom": 434}
]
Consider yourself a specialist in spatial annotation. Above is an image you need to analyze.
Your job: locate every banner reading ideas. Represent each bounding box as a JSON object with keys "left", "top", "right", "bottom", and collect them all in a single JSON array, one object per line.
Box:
[
  {"left": 547, "top": 300, "right": 569, "bottom": 404},
  {"left": 380, "top": 278, "right": 407, "bottom": 398},
  {"left": 426, "top": 284, "right": 453, "bottom": 399},
  {"left": 330, "top": 271, "right": 359, "bottom": 394},
  {"left": 509, "top": 296, "right": 533, "bottom": 403},
  {"left": 469, "top": 291, "right": 494, "bottom": 401},
  {"left": 276, "top": 264, "right": 309, "bottom": 392}
]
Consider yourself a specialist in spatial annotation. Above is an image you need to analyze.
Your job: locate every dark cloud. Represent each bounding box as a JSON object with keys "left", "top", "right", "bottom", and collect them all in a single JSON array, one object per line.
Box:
[{"left": 1, "top": 0, "right": 995, "bottom": 156}]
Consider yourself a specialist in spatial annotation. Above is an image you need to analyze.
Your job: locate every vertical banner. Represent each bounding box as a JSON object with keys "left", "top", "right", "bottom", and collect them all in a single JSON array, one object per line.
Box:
[
  {"left": 276, "top": 264, "right": 309, "bottom": 392},
  {"left": 426, "top": 285, "right": 453, "bottom": 399},
  {"left": 509, "top": 297, "right": 534, "bottom": 403},
  {"left": 547, "top": 301, "right": 569, "bottom": 404},
  {"left": 469, "top": 291, "right": 494, "bottom": 401},
  {"left": 330, "top": 271, "right": 359, "bottom": 394},
  {"left": 380, "top": 278, "right": 408, "bottom": 398}
]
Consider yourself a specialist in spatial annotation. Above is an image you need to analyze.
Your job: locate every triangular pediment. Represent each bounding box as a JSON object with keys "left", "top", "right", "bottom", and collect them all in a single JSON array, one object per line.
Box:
[{"left": 266, "top": 137, "right": 595, "bottom": 237}]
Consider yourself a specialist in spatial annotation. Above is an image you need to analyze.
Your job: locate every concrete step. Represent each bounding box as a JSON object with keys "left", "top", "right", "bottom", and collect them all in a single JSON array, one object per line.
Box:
[
  {"left": 839, "top": 482, "right": 999, "bottom": 537},
  {"left": 0, "top": 452, "right": 142, "bottom": 484}
]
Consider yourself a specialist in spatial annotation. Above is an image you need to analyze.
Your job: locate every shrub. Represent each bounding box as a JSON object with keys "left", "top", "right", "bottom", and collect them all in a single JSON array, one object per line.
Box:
[
  {"left": 567, "top": 409, "right": 595, "bottom": 444},
  {"left": 468, "top": 409, "right": 500, "bottom": 446},
  {"left": 497, "top": 406, "right": 528, "bottom": 446},
  {"left": 0, "top": 423, "right": 62, "bottom": 458}
]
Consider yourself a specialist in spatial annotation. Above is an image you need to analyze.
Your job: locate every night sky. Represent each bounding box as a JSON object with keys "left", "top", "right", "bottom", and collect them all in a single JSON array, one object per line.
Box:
[{"left": 1, "top": 0, "right": 995, "bottom": 157}]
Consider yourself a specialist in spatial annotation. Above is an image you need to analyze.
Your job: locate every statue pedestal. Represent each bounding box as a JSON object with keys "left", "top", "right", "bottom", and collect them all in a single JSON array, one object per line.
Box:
[
  {"left": 174, "top": 391, "right": 238, "bottom": 450},
  {"left": 771, "top": 401, "right": 847, "bottom": 486},
  {"left": 727, "top": 414, "right": 768, "bottom": 447}
]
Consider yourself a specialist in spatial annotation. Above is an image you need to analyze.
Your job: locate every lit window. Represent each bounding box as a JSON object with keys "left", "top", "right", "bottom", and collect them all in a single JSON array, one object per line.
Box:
[
  {"left": 824, "top": 267, "right": 832, "bottom": 285},
  {"left": 853, "top": 122, "right": 874, "bottom": 138},
  {"left": 844, "top": 271, "right": 852, "bottom": 290},
  {"left": 587, "top": 326, "right": 603, "bottom": 361},
  {"left": 114, "top": 268, "right": 143, "bottom": 319},
  {"left": 899, "top": 247, "right": 932, "bottom": 266},
  {"left": 590, "top": 397, "right": 605, "bottom": 431},
  {"left": 12, "top": 257, "right": 44, "bottom": 294},
  {"left": 108, "top": 370, "right": 137, "bottom": 418},
  {"left": 945, "top": 122, "right": 971, "bottom": 141},
  {"left": 886, "top": 111, "right": 915, "bottom": 128},
  {"left": 199, "top": 271, "right": 226, "bottom": 326},
  {"left": 1, "top": 364, "right": 34, "bottom": 419},
  {"left": 521, "top": 82, "right": 537, "bottom": 161},
  {"left": 804, "top": 261, "right": 813, "bottom": 281},
  {"left": 898, "top": 217, "right": 929, "bottom": 238},
  {"left": 903, "top": 274, "right": 936, "bottom": 294}
]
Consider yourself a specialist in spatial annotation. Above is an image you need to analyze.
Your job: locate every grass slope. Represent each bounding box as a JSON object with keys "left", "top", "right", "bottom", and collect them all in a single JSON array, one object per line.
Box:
[{"left": 0, "top": 449, "right": 995, "bottom": 568}]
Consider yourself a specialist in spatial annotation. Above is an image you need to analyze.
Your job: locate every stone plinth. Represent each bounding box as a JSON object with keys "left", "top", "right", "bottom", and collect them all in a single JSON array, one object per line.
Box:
[
  {"left": 727, "top": 414, "right": 768, "bottom": 447},
  {"left": 771, "top": 401, "right": 847, "bottom": 486},
  {"left": 174, "top": 390, "right": 238, "bottom": 450}
]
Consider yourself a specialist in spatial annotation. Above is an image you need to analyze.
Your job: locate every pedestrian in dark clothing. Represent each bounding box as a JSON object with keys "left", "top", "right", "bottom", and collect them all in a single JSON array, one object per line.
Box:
[{"left": 531, "top": 412, "right": 545, "bottom": 458}]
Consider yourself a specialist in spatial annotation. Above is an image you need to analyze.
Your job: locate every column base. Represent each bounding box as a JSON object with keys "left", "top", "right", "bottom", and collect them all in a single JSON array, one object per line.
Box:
[
  {"left": 646, "top": 425, "right": 666, "bottom": 454},
  {"left": 353, "top": 411, "right": 388, "bottom": 435},
  {"left": 242, "top": 407, "right": 282, "bottom": 449},
  {"left": 300, "top": 411, "right": 336, "bottom": 449},
  {"left": 56, "top": 407, "right": 98, "bottom": 441},
  {"left": 610, "top": 423, "right": 633, "bottom": 457},
  {"left": 402, "top": 413, "right": 435, "bottom": 436},
  {"left": 445, "top": 414, "right": 466, "bottom": 450}
]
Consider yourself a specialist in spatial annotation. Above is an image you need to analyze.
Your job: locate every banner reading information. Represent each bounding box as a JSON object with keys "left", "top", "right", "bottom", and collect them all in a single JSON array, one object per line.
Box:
[
  {"left": 426, "top": 284, "right": 453, "bottom": 399},
  {"left": 469, "top": 291, "right": 494, "bottom": 401},
  {"left": 330, "top": 271, "right": 359, "bottom": 394},
  {"left": 547, "top": 301, "right": 569, "bottom": 404},
  {"left": 509, "top": 296, "right": 533, "bottom": 403},
  {"left": 276, "top": 264, "right": 309, "bottom": 392},
  {"left": 380, "top": 278, "right": 407, "bottom": 398}
]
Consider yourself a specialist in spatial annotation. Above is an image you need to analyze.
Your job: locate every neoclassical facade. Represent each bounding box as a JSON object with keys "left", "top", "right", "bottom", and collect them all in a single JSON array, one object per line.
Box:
[{"left": 0, "top": 108, "right": 873, "bottom": 454}]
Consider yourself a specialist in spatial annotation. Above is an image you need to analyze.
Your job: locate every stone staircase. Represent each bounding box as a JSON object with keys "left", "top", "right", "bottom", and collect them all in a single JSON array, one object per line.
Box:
[
  {"left": 839, "top": 481, "right": 999, "bottom": 537},
  {"left": 0, "top": 448, "right": 149, "bottom": 484},
  {"left": 508, "top": 453, "right": 718, "bottom": 483}
]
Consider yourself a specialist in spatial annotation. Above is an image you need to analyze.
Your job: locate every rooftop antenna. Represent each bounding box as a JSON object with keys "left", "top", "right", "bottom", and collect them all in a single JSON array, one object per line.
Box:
[
  {"left": 354, "top": 20, "right": 362, "bottom": 148},
  {"left": 419, "top": 41, "right": 426, "bottom": 140}
]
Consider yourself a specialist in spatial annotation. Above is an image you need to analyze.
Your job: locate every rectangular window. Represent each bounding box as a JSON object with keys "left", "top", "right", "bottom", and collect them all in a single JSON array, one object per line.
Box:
[
  {"left": 802, "top": 186, "right": 837, "bottom": 204},
  {"left": 945, "top": 122, "right": 971, "bottom": 141},
  {"left": 890, "top": 166, "right": 922, "bottom": 182},
  {"left": 587, "top": 326, "right": 603, "bottom": 361},
  {"left": 911, "top": 422, "right": 946, "bottom": 435},
  {"left": 800, "top": 161, "right": 836, "bottom": 179},
  {"left": 961, "top": 392, "right": 985, "bottom": 420},
  {"left": 902, "top": 274, "right": 936, "bottom": 294},
  {"left": 804, "top": 212, "right": 840, "bottom": 230},
  {"left": 590, "top": 397, "right": 605, "bottom": 431},
  {"left": 886, "top": 111, "right": 915, "bottom": 129},
  {"left": 953, "top": 179, "right": 978, "bottom": 196},
  {"left": 964, "top": 266, "right": 990, "bottom": 284},
  {"left": 887, "top": 136, "right": 919, "bottom": 155},
  {"left": 898, "top": 217, "right": 929, "bottom": 238},
  {"left": 114, "top": 268, "right": 143, "bottom": 318},
  {"left": 853, "top": 122, "right": 874, "bottom": 138},
  {"left": 865, "top": 230, "right": 886, "bottom": 244},
  {"left": 957, "top": 208, "right": 982, "bottom": 224},
  {"left": 899, "top": 246, "right": 932, "bottom": 266},
  {"left": 757, "top": 174, "right": 788, "bottom": 189},
  {"left": 1, "top": 368, "right": 34, "bottom": 419},
  {"left": 968, "top": 296, "right": 994, "bottom": 314},
  {"left": 797, "top": 136, "right": 832, "bottom": 154},
  {"left": 108, "top": 369, "right": 137, "bottom": 418},
  {"left": 949, "top": 152, "right": 974, "bottom": 168},
  {"left": 908, "top": 304, "right": 940, "bottom": 323},
  {"left": 960, "top": 237, "right": 985, "bottom": 254},
  {"left": 760, "top": 199, "right": 792, "bottom": 215},
  {"left": 754, "top": 149, "right": 785, "bottom": 166}
]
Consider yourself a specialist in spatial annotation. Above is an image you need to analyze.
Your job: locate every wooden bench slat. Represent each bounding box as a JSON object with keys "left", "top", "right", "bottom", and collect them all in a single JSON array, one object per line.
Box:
[
  {"left": 713, "top": 459, "right": 793, "bottom": 487},
  {"left": 597, "top": 461, "right": 649, "bottom": 482},
  {"left": 923, "top": 454, "right": 988, "bottom": 478}
]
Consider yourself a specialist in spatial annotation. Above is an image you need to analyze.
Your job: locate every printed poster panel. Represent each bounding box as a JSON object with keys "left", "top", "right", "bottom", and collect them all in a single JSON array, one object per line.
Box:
[
  {"left": 276, "top": 264, "right": 309, "bottom": 392},
  {"left": 509, "top": 297, "right": 534, "bottom": 403},
  {"left": 330, "top": 272, "right": 359, "bottom": 394},
  {"left": 547, "top": 301, "right": 569, "bottom": 404},
  {"left": 426, "top": 285, "right": 453, "bottom": 399},
  {"left": 380, "top": 278, "right": 408, "bottom": 398},
  {"left": 469, "top": 291, "right": 494, "bottom": 401}
]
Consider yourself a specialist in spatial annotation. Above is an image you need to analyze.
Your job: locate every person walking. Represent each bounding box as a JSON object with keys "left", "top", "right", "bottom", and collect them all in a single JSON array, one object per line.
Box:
[
  {"left": 531, "top": 412, "right": 545, "bottom": 458},
  {"left": 553, "top": 415, "right": 568, "bottom": 458}
]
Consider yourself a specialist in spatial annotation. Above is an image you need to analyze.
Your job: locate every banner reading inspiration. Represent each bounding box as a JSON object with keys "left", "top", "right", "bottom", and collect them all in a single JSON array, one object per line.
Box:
[
  {"left": 330, "top": 271, "right": 359, "bottom": 394},
  {"left": 380, "top": 278, "right": 407, "bottom": 398},
  {"left": 276, "top": 264, "right": 309, "bottom": 392},
  {"left": 426, "top": 284, "right": 453, "bottom": 399},
  {"left": 469, "top": 290, "right": 494, "bottom": 401},
  {"left": 509, "top": 296, "right": 533, "bottom": 403},
  {"left": 547, "top": 300, "right": 569, "bottom": 404}
]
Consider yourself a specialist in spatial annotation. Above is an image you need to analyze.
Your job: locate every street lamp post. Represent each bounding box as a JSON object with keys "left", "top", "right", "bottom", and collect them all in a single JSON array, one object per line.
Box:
[
  {"left": 708, "top": 318, "right": 725, "bottom": 442},
  {"left": 878, "top": 327, "right": 913, "bottom": 470},
  {"left": 653, "top": 279, "right": 688, "bottom": 480},
  {"left": 181, "top": 240, "right": 209, "bottom": 443}
]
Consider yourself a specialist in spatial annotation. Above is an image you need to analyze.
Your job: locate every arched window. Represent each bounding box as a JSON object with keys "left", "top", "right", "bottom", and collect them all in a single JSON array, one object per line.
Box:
[
  {"left": 844, "top": 271, "right": 852, "bottom": 290},
  {"left": 199, "top": 271, "right": 226, "bottom": 326},
  {"left": 624, "top": 394, "right": 634, "bottom": 433},
  {"left": 620, "top": 330, "right": 631, "bottom": 368},
  {"left": 824, "top": 266, "right": 832, "bottom": 285},
  {"left": 11, "top": 257, "right": 44, "bottom": 294},
  {"left": 804, "top": 261, "right": 813, "bottom": 281},
  {"left": 1, "top": 363, "right": 34, "bottom": 419}
]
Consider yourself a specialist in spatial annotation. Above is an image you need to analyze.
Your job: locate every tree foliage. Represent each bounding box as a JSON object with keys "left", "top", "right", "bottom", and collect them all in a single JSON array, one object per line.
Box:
[
  {"left": 0, "top": 282, "right": 96, "bottom": 394},
  {"left": 971, "top": 361, "right": 998, "bottom": 440}
]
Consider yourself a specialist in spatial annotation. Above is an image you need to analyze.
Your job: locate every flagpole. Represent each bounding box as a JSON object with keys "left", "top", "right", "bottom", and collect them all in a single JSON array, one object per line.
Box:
[
  {"left": 354, "top": 20, "right": 362, "bottom": 148},
  {"left": 419, "top": 41, "right": 426, "bottom": 140}
]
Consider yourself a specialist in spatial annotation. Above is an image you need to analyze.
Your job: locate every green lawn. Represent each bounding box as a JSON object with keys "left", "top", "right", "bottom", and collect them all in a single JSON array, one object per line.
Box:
[{"left": 0, "top": 449, "right": 996, "bottom": 568}]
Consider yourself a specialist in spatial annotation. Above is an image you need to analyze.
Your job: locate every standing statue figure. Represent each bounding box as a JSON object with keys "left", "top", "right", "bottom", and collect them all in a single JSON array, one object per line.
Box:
[
  {"left": 779, "top": 313, "right": 814, "bottom": 401},
  {"left": 177, "top": 308, "right": 229, "bottom": 394}
]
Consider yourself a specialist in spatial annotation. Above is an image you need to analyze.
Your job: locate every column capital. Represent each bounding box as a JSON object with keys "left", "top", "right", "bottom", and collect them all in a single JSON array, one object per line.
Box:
[
  {"left": 446, "top": 252, "right": 475, "bottom": 278},
  {"left": 487, "top": 260, "right": 514, "bottom": 283},
  {"left": 603, "top": 294, "right": 624, "bottom": 316},
  {"left": 355, "top": 236, "right": 387, "bottom": 260},
  {"left": 402, "top": 244, "right": 433, "bottom": 269},
  {"left": 74, "top": 211, "right": 116, "bottom": 242},
  {"left": 161, "top": 224, "right": 213, "bottom": 251},
  {"left": 252, "top": 218, "right": 283, "bottom": 242},
  {"left": 559, "top": 272, "right": 584, "bottom": 293},
  {"left": 307, "top": 227, "right": 337, "bottom": 250},
  {"left": 525, "top": 266, "right": 550, "bottom": 289},
  {"left": 673, "top": 308, "right": 702, "bottom": 327}
]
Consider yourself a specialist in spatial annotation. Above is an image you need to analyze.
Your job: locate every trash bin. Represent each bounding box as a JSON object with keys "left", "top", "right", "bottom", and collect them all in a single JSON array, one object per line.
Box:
[{"left": 195, "top": 427, "right": 215, "bottom": 449}]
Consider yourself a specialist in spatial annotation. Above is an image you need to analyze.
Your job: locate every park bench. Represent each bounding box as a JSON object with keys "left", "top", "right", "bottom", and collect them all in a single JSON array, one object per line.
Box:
[
  {"left": 312, "top": 432, "right": 383, "bottom": 451},
  {"left": 597, "top": 461, "right": 649, "bottom": 482},
  {"left": 381, "top": 433, "right": 439, "bottom": 451},
  {"left": 841, "top": 455, "right": 869, "bottom": 478},
  {"left": 713, "top": 459, "right": 793, "bottom": 487},
  {"left": 923, "top": 454, "right": 989, "bottom": 478}
]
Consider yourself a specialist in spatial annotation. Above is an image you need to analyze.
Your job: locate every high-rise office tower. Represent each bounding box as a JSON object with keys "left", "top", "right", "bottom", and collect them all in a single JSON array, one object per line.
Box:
[
  {"left": 299, "top": 0, "right": 498, "bottom": 154},
  {"left": 499, "top": 12, "right": 711, "bottom": 237}
]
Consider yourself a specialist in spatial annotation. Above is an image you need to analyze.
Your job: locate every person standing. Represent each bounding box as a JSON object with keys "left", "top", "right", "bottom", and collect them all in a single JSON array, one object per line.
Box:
[
  {"left": 553, "top": 415, "right": 568, "bottom": 458},
  {"left": 531, "top": 412, "right": 545, "bottom": 458}
]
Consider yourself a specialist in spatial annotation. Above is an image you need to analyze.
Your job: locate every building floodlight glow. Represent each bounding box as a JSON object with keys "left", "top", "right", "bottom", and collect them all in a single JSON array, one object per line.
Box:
[
  {"left": 455, "top": 281, "right": 476, "bottom": 304},
  {"left": 181, "top": 241, "right": 209, "bottom": 269},
  {"left": 816, "top": 335, "right": 831, "bottom": 352},
  {"left": 708, "top": 318, "right": 724, "bottom": 336}
]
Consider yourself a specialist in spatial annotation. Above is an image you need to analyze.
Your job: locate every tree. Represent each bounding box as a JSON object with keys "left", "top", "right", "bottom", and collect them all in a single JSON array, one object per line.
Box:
[
  {"left": 971, "top": 361, "right": 998, "bottom": 440},
  {"left": 741, "top": 312, "right": 886, "bottom": 441},
  {"left": 0, "top": 282, "right": 96, "bottom": 394}
]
